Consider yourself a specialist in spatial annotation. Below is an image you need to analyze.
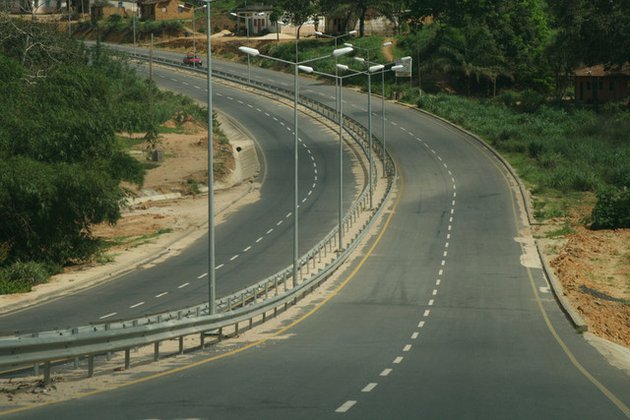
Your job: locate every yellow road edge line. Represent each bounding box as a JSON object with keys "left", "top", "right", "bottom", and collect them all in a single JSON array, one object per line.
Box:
[
  {"left": 0, "top": 175, "right": 404, "bottom": 418},
  {"left": 468, "top": 134, "right": 630, "bottom": 418}
]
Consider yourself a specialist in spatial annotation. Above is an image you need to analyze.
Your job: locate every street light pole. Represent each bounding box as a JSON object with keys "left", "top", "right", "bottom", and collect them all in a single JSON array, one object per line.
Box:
[
  {"left": 231, "top": 12, "right": 264, "bottom": 84},
  {"left": 238, "top": 46, "right": 353, "bottom": 287},
  {"left": 203, "top": 0, "right": 215, "bottom": 314}
]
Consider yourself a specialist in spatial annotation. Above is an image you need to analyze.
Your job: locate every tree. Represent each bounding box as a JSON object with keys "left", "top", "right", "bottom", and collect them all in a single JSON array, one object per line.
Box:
[
  {"left": 274, "top": 0, "right": 318, "bottom": 40},
  {"left": 0, "top": 22, "right": 143, "bottom": 266}
]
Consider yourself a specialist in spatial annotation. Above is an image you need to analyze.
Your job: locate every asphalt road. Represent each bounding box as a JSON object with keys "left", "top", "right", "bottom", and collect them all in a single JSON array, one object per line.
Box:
[
  {"left": 0, "top": 62, "right": 357, "bottom": 334},
  {"left": 4, "top": 47, "right": 630, "bottom": 419}
]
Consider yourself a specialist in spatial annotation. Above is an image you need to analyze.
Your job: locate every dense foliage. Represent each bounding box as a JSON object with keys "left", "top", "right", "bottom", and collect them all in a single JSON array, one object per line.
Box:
[{"left": 0, "top": 18, "right": 148, "bottom": 291}]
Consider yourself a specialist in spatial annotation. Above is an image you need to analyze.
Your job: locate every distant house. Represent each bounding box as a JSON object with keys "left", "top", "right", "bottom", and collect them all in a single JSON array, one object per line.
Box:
[
  {"left": 233, "top": 3, "right": 278, "bottom": 35},
  {"left": 575, "top": 63, "right": 630, "bottom": 104},
  {"left": 137, "top": 0, "right": 190, "bottom": 21}
]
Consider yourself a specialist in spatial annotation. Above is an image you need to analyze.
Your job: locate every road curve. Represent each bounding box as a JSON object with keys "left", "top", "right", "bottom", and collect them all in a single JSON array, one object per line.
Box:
[
  {"left": 0, "top": 62, "right": 357, "bottom": 333},
  {"left": 5, "top": 53, "right": 630, "bottom": 419}
]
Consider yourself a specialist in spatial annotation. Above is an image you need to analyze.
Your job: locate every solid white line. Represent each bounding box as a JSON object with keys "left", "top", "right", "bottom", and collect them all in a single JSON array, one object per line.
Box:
[
  {"left": 335, "top": 401, "right": 357, "bottom": 413},
  {"left": 362, "top": 383, "right": 378, "bottom": 393},
  {"left": 266, "top": 228, "right": 274, "bottom": 234},
  {"left": 411, "top": 332, "right": 419, "bottom": 339},
  {"left": 380, "top": 368, "right": 392, "bottom": 376},
  {"left": 428, "top": 299, "right": 434, "bottom": 306},
  {"left": 155, "top": 292, "right": 168, "bottom": 298},
  {"left": 418, "top": 321, "right": 425, "bottom": 328},
  {"left": 256, "top": 237, "right": 263, "bottom": 243},
  {"left": 230, "top": 255, "right": 239, "bottom": 261},
  {"left": 178, "top": 282, "right": 190, "bottom": 289},
  {"left": 403, "top": 344, "right": 412, "bottom": 352},
  {"left": 424, "top": 310, "right": 430, "bottom": 317},
  {"left": 129, "top": 302, "right": 144, "bottom": 309},
  {"left": 99, "top": 312, "right": 117, "bottom": 320},
  {"left": 197, "top": 273, "right": 208, "bottom": 279},
  {"left": 393, "top": 356, "right": 403, "bottom": 364},
  {"left": 216, "top": 264, "right": 224, "bottom": 269},
  {"left": 243, "top": 246, "right": 252, "bottom": 252}
]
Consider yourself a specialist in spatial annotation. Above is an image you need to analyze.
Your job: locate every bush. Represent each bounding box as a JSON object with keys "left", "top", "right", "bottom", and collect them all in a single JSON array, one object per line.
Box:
[
  {"left": 0, "top": 261, "right": 55, "bottom": 294},
  {"left": 591, "top": 187, "right": 630, "bottom": 229}
]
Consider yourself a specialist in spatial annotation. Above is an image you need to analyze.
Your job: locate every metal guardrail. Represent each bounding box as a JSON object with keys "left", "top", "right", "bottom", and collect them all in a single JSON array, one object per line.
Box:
[{"left": 0, "top": 49, "right": 397, "bottom": 382}]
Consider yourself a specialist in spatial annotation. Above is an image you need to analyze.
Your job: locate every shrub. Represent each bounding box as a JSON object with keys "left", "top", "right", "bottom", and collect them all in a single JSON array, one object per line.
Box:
[
  {"left": 591, "top": 187, "right": 630, "bottom": 229},
  {"left": 0, "top": 261, "right": 53, "bottom": 294}
]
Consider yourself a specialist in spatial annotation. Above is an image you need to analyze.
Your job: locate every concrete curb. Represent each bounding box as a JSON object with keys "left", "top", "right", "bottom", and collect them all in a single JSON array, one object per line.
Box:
[
  {"left": 394, "top": 99, "right": 589, "bottom": 332},
  {"left": 536, "top": 240, "right": 588, "bottom": 332}
]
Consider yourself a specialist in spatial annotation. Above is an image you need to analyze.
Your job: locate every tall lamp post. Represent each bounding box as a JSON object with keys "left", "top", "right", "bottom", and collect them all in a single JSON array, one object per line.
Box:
[
  {"left": 238, "top": 45, "right": 353, "bottom": 287},
  {"left": 355, "top": 56, "right": 409, "bottom": 176},
  {"left": 314, "top": 30, "right": 357, "bottom": 144},
  {"left": 201, "top": 0, "right": 216, "bottom": 314},
  {"left": 230, "top": 11, "right": 264, "bottom": 84},
  {"left": 298, "top": 63, "right": 369, "bottom": 251},
  {"left": 344, "top": 41, "right": 392, "bottom": 208}
]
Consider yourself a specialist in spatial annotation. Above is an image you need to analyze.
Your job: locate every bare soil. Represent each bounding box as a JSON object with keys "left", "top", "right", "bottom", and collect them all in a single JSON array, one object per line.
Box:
[{"left": 550, "top": 226, "right": 630, "bottom": 347}]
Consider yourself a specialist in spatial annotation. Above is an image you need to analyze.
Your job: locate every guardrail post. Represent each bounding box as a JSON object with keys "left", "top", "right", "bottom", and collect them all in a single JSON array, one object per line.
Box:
[
  {"left": 154, "top": 342, "right": 160, "bottom": 361},
  {"left": 200, "top": 332, "right": 205, "bottom": 349},
  {"left": 228, "top": 297, "right": 233, "bottom": 311},
  {"left": 241, "top": 293, "right": 245, "bottom": 308},
  {"left": 179, "top": 337, "right": 184, "bottom": 355},
  {"left": 43, "top": 361, "right": 51, "bottom": 385},
  {"left": 274, "top": 276, "right": 279, "bottom": 296},
  {"left": 71, "top": 328, "right": 79, "bottom": 369},
  {"left": 125, "top": 349, "right": 130, "bottom": 369},
  {"left": 88, "top": 355, "right": 94, "bottom": 377}
]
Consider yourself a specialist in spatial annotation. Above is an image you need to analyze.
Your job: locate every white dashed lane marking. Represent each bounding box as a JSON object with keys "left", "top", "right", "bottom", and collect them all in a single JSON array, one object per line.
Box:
[
  {"left": 99, "top": 312, "right": 117, "bottom": 320},
  {"left": 129, "top": 302, "right": 144, "bottom": 309},
  {"left": 155, "top": 292, "right": 168, "bottom": 298},
  {"left": 178, "top": 282, "right": 190, "bottom": 289},
  {"left": 335, "top": 401, "right": 357, "bottom": 413},
  {"left": 362, "top": 383, "right": 378, "bottom": 393}
]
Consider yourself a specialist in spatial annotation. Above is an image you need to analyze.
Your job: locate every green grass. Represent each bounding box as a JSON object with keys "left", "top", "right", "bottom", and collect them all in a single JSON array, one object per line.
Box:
[{"left": 412, "top": 93, "right": 630, "bottom": 223}]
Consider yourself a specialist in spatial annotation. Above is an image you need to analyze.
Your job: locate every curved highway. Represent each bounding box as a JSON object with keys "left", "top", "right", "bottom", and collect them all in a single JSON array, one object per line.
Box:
[
  {"left": 4, "top": 50, "right": 630, "bottom": 418},
  {"left": 0, "top": 62, "right": 357, "bottom": 333}
]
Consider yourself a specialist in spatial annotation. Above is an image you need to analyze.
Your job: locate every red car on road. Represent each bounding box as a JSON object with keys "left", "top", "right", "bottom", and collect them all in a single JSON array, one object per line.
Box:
[{"left": 183, "top": 52, "right": 202, "bottom": 67}]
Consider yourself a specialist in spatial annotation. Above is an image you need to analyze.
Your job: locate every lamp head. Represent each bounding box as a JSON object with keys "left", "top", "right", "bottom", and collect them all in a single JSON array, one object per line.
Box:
[
  {"left": 298, "top": 65, "right": 314, "bottom": 73},
  {"left": 332, "top": 46, "right": 353, "bottom": 57},
  {"left": 238, "top": 46, "right": 260, "bottom": 56},
  {"left": 368, "top": 64, "right": 385, "bottom": 73}
]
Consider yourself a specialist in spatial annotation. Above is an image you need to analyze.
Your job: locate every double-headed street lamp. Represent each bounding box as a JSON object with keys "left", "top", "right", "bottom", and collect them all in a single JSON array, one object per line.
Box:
[
  {"left": 298, "top": 63, "right": 369, "bottom": 251},
  {"left": 238, "top": 45, "right": 353, "bottom": 287},
  {"left": 355, "top": 56, "right": 409, "bottom": 176},
  {"left": 343, "top": 41, "right": 393, "bottom": 208},
  {"left": 230, "top": 11, "right": 264, "bottom": 83}
]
